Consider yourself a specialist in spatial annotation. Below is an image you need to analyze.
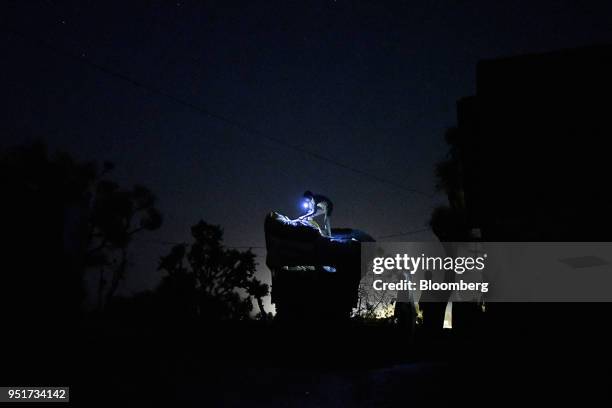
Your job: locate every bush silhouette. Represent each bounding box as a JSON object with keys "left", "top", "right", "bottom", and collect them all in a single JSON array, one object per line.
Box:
[{"left": 158, "top": 220, "right": 268, "bottom": 321}]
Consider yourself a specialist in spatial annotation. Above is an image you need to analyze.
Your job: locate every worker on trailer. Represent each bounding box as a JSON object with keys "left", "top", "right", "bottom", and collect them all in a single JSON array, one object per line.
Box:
[{"left": 297, "top": 190, "right": 334, "bottom": 237}]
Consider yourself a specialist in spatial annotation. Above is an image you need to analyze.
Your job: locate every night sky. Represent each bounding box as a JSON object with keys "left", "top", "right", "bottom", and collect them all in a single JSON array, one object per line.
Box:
[{"left": 3, "top": 1, "right": 612, "bottom": 310}]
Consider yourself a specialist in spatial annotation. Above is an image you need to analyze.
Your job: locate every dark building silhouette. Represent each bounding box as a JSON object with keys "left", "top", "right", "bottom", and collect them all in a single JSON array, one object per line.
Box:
[
  {"left": 456, "top": 45, "right": 612, "bottom": 241},
  {"left": 447, "top": 46, "right": 612, "bottom": 338}
]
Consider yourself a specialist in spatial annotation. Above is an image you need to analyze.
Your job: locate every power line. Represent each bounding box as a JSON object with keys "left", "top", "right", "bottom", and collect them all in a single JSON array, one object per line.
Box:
[{"left": 4, "top": 26, "right": 434, "bottom": 199}]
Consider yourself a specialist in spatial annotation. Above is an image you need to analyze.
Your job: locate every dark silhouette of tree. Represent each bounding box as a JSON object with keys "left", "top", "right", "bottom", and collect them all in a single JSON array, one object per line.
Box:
[
  {"left": 423, "top": 127, "right": 471, "bottom": 334},
  {"left": 2, "top": 142, "right": 94, "bottom": 319},
  {"left": 156, "top": 244, "right": 197, "bottom": 317},
  {"left": 246, "top": 278, "right": 270, "bottom": 320},
  {"left": 88, "top": 179, "right": 162, "bottom": 309},
  {"left": 158, "top": 220, "right": 267, "bottom": 320},
  {"left": 0, "top": 141, "right": 162, "bottom": 315},
  {"left": 430, "top": 126, "right": 484, "bottom": 335},
  {"left": 430, "top": 126, "right": 469, "bottom": 240}
]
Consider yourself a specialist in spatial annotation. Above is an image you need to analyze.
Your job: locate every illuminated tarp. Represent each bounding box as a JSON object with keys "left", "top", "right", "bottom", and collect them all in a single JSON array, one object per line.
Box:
[{"left": 264, "top": 211, "right": 374, "bottom": 321}]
